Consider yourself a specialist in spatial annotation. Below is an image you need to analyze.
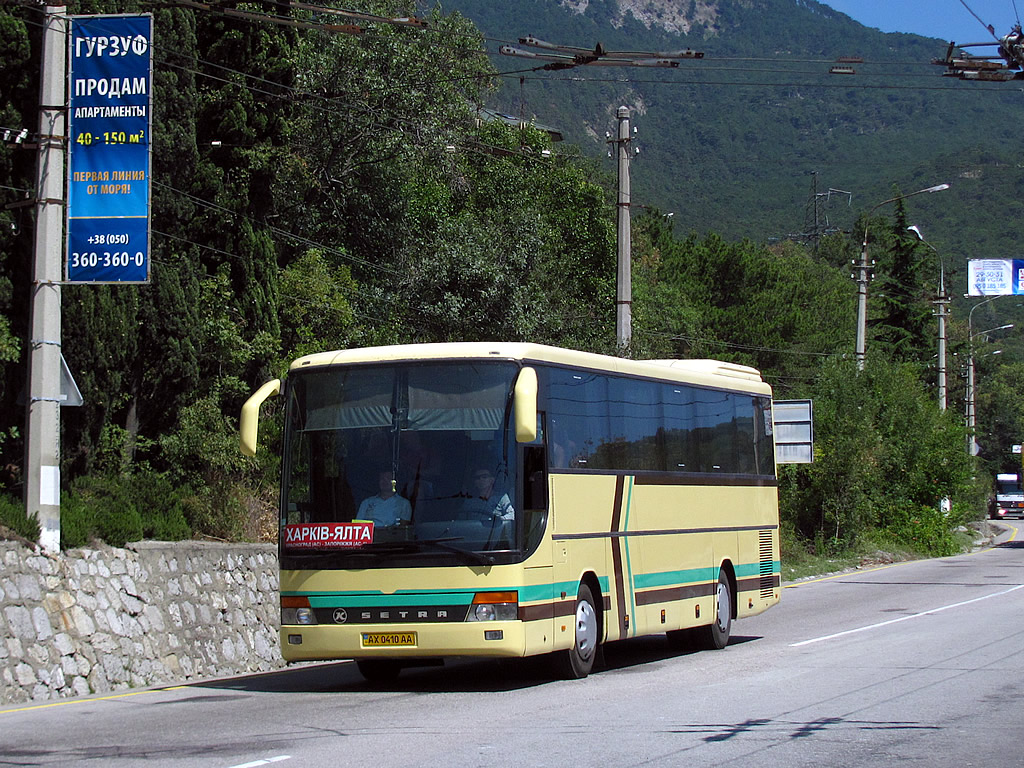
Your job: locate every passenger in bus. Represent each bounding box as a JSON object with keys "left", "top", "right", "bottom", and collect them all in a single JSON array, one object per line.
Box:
[
  {"left": 464, "top": 467, "right": 514, "bottom": 520},
  {"left": 357, "top": 469, "right": 412, "bottom": 527}
]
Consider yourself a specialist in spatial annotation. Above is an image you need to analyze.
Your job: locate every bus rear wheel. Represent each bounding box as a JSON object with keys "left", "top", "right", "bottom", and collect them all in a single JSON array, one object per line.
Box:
[
  {"left": 696, "top": 569, "right": 732, "bottom": 650},
  {"left": 554, "top": 583, "right": 599, "bottom": 679}
]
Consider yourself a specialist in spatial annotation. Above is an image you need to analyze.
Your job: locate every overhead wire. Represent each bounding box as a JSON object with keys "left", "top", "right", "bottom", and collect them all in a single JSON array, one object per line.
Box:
[{"left": 7, "top": 2, "right": 1011, "bottom": 355}]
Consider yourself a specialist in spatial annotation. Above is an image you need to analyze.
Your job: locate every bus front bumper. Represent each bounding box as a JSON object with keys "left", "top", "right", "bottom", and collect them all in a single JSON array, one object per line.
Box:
[{"left": 279, "top": 620, "right": 529, "bottom": 662}]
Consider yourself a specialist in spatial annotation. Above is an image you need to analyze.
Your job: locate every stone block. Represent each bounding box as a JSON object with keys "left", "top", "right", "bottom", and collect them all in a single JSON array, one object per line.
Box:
[
  {"left": 105, "top": 607, "right": 125, "bottom": 636},
  {"left": 53, "top": 632, "right": 75, "bottom": 656},
  {"left": 143, "top": 604, "right": 165, "bottom": 633},
  {"left": 32, "top": 605, "right": 53, "bottom": 640},
  {"left": 6, "top": 637, "right": 24, "bottom": 659},
  {"left": 4, "top": 605, "right": 34, "bottom": 640},
  {"left": 71, "top": 676, "right": 91, "bottom": 697},
  {"left": 27, "top": 643, "right": 49, "bottom": 666},
  {"left": 15, "top": 663, "right": 36, "bottom": 686},
  {"left": 1, "top": 577, "right": 19, "bottom": 601}
]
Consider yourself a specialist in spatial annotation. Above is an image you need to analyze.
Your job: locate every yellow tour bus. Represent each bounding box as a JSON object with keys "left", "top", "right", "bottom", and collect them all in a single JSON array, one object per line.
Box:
[{"left": 240, "top": 343, "right": 780, "bottom": 681}]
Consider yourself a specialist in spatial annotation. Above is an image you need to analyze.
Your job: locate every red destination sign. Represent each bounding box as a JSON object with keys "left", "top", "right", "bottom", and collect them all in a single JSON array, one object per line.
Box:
[{"left": 283, "top": 522, "right": 374, "bottom": 550}]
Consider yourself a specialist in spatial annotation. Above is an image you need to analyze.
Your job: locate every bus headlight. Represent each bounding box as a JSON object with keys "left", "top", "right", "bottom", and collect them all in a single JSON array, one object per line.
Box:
[
  {"left": 467, "top": 591, "right": 518, "bottom": 621},
  {"left": 282, "top": 596, "right": 316, "bottom": 625}
]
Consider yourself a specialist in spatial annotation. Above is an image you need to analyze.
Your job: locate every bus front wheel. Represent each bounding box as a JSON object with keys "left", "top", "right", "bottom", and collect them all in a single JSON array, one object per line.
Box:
[{"left": 554, "top": 583, "right": 599, "bottom": 679}]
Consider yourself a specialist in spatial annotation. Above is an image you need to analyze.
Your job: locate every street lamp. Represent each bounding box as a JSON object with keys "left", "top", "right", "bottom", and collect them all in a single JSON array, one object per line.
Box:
[
  {"left": 855, "top": 183, "right": 950, "bottom": 370},
  {"left": 966, "top": 305, "right": 1013, "bottom": 455},
  {"left": 907, "top": 225, "right": 949, "bottom": 409}
]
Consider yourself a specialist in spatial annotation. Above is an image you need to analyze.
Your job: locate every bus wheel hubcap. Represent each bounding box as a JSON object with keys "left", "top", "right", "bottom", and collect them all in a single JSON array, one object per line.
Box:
[
  {"left": 716, "top": 581, "right": 729, "bottom": 632},
  {"left": 576, "top": 600, "right": 597, "bottom": 660}
]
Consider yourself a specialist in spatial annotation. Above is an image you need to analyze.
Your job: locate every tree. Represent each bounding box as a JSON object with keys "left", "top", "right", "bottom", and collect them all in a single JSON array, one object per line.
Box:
[
  {"left": 779, "top": 355, "right": 973, "bottom": 553},
  {"left": 869, "top": 199, "right": 933, "bottom": 368},
  {"left": 630, "top": 226, "right": 853, "bottom": 394}
]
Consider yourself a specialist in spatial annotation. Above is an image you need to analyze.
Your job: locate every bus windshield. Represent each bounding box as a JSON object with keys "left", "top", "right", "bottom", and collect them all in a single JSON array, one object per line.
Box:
[{"left": 280, "top": 361, "right": 522, "bottom": 567}]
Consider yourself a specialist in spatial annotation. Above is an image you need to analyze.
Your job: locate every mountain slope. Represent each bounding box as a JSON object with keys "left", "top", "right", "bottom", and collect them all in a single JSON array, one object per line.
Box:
[{"left": 425, "top": 0, "right": 1024, "bottom": 274}]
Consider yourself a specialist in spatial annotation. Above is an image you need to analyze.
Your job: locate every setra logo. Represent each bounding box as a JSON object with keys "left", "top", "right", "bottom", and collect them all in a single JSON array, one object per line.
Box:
[{"left": 333, "top": 608, "right": 348, "bottom": 624}]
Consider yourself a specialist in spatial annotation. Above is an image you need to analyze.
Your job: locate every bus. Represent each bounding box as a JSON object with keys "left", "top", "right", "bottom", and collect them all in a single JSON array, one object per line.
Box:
[{"left": 240, "top": 343, "right": 781, "bottom": 681}]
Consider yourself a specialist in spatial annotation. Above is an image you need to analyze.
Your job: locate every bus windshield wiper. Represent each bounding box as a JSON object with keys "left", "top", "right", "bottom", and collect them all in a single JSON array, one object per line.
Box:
[{"left": 413, "top": 537, "right": 495, "bottom": 565}]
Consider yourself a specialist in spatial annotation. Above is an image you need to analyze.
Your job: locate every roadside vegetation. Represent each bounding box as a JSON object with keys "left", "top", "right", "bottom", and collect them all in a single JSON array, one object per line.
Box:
[{"left": 0, "top": 2, "right": 1012, "bottom": 562}]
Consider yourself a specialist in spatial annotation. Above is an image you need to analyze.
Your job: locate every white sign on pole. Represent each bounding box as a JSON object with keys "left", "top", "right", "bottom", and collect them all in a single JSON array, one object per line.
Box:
[
  {"left": 967, "top": 259, "right": 1024, "bottom": 296},
  {"left": 774, "top": 399, "right": 814, "bottom": 464}
]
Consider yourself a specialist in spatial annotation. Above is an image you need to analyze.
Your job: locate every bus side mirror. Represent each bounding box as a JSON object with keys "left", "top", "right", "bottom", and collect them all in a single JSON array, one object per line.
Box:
[
  {"left": 514, "top": 367, "right": 538, "bottom": 443},
  {"left": 240, "top": 378, "right": 282, "bottom": 457}
]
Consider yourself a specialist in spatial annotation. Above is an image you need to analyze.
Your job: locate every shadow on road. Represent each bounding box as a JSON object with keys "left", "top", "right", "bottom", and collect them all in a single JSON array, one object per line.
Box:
[{"left": 192, "top": 633, "right": 763, "bottom": 695}]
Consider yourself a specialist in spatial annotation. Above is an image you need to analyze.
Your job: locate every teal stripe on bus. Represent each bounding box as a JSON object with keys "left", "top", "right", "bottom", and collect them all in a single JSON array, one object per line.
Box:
[
  {"left": 634, "top": 561, "right": 781, "bottom": 590},
  {"left": 283, "top": 578, "right": 614, "bottom": 608},
  {"left": 735, "top": 561, "right": 781, "bottom": 578}
]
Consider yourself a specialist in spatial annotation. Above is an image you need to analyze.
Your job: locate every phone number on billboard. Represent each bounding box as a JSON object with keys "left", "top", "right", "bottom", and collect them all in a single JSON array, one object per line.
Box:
[{"left": 71, "top": 252, "right": 145, "bottom": 268}]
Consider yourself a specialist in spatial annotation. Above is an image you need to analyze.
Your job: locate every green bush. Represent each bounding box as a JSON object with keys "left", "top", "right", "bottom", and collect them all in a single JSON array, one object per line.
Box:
[
  {"left": 879, "top": 501, "right": 960, "bottom": 557},
  {"left": 126, "top": 472, "right": 191, "bottom": 541},
  {"left": 0, "top": 492, "right": 39, "bottom": 541},
  {"left": 60, "top": 471, "right": 193, "bottom": 548},
  {"left": 60, "top": 475, "right": 141, "bottom": 548}
]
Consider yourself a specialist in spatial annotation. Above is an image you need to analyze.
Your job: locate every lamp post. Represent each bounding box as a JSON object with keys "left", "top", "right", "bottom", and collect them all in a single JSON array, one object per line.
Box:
[
  {"left": 966, "top": 299, "right": 1013, "bottom": 455},
  {"left": 907, "top": 225, "right": 949, "bottom": 410},
  {"left": 855, "top": 183, "right": 950, "bottom": 370}
]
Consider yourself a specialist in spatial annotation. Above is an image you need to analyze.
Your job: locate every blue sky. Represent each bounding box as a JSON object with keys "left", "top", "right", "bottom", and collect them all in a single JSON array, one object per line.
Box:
[{"left": 817, "top": 1, "right": 1021, "bottom": 43}]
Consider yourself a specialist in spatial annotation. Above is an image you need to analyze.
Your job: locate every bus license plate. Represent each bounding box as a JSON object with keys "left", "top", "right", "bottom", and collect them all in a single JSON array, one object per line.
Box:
[{"left": 362, "top": 632, "right": 417, "bottom": 647}]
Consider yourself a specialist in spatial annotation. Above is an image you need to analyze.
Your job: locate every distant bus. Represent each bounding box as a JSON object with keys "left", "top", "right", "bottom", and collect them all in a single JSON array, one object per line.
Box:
[
  {"left": 240, "top": 343, "right": 781, "bottom": 680},
  {"left": 992, "top": 473, "right": 1024, "bottom": 519}
]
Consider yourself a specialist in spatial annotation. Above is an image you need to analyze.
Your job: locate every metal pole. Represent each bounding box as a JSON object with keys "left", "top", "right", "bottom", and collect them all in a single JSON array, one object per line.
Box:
[
  {"left": 854, "top": 233, "right": 870, "bottom": 370},
  {"left": 936, "top": 266, "right": 948, "bottom": 411},
  {"left": 966, "top": 347, "right": 976, "bottom": 455},
  {"left": 25, "top": 4, "right": 66, "bottom": 552},
  {"left": 965, "top": 296, "right": 1010, "bottom": 455},
  {"left": 615, "top": 106, "right": 631, "bottom": 352}
]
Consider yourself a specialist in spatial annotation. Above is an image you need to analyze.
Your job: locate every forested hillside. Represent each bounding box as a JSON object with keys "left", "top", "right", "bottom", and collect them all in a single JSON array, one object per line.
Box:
[
  {"left": 428, "top": 0, "right": 1024, "bottom": 292},
  {"left": 0, "top": 0, "right": 1014, "bottom": 562}
]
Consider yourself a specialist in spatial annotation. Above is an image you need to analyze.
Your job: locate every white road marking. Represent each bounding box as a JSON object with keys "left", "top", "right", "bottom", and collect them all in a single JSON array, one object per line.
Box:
[
  {"left": 227, "top": 756, "right": 291, "bottom": 768},
  {"left": 790, "top": 583, "right": 1024, "bottom": 647}
]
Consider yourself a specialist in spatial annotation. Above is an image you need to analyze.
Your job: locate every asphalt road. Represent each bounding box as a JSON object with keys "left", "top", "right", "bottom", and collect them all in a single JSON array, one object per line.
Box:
[{"left": 3, "top": 522, "right": 1023, "bottom": 768}]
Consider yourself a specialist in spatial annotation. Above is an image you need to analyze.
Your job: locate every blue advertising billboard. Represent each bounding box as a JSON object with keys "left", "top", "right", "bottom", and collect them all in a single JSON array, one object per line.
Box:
[{"left": 66, "top": 15, "right": 152, "bottom": 283}]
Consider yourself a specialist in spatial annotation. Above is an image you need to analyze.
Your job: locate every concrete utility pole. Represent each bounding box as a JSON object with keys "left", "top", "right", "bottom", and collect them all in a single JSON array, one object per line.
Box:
[
  {"left": 908, "top": 225, "right": 949, "bottom": 410},
  {"left": 26, "top": 4, "right": 66, "bottom": 552},
  {"left": 615, "top": 106, "right": 632, "bottom": 352},
  {"left": 966, "top": 295, "right": 1012, "bottom": 456},
  {"left": 935, "top": 266, "right": 950, "bottom": 411},
  {"left": 854, "top": 184, "right": 949, "bottom": 370}
]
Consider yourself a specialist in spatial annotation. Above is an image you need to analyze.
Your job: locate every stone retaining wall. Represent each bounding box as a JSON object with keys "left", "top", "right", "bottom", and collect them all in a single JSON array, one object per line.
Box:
[{"left": 0, "top": 540, "right": 284, "bottom": 705}]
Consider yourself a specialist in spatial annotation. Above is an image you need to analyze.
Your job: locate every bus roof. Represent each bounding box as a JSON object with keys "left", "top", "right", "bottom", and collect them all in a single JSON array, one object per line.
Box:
[{"left": 290, "top": 343, "right": 772, "bottom": 395}]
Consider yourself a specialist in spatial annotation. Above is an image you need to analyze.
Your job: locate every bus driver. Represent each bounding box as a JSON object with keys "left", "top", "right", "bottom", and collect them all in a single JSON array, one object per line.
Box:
[{"left": 465, "top": 467, "right": 514, "bottom": 521}]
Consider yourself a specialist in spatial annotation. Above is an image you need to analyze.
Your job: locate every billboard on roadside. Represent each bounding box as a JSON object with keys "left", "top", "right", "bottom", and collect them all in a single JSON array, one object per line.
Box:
[
  {"left": 967, "top": 259, "right": 1024, "bottom": 296},
  {"left": 66, "top": 14, "right": 152, "bottom": 283}
]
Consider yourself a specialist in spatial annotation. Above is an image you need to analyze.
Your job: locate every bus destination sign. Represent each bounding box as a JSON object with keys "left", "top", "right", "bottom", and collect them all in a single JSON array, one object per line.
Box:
[
  {"left": 66, "top": 14, "right": 152, "bottom": 283},
  {"left": 283, "top": 523, "right": 374, "bottom": 549}
]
